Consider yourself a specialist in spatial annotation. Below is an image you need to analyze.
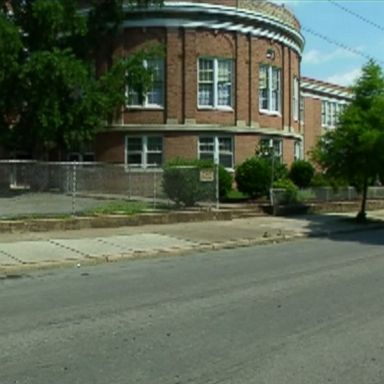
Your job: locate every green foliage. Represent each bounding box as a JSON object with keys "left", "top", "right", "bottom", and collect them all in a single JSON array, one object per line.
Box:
[
  {"left": 163, "top": 158, "right": 232, "bottom": 200},
  {"left": 312, "top": 60, "right": 384, "bottom": 219},
  {"left": 162, "top": 164, "right": 214, "bottom": 207},
  {"left": 218, "top": 165, "right": 233, "bottom": 199},
  {"left": 289, "top": 160, "right": 315, "bottom": 188},
  {"left": 235, "top": 157, "right": 271, "bottom": 198},
  {"left": 272, "top": 178, "right": 299, "bottom": 204},
  {"left": 0, "top": 0, "right": 164, "bottom": 158},
  {"left": 91, "top": 200, "right": 147, "bottom": 215}
]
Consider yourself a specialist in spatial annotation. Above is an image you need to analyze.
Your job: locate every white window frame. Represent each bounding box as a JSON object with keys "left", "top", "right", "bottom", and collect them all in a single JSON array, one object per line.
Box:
[
  {"left": 260, "top": 137, "right": 283, "bottom": 163},
  {"left": 293, "top": 77, "right": 299, "bottom": 121},
  {"left": 198, "top": 58, "right": 233, "bottom": 110},
  {"left": 259, "top": 65, "right": 281, "bottom": 115},
  {"left": 198, "top": 135, "right": 234, "bottom": 169},
  {"left": 126, "top": 58, "right": 164, "bottom": 109},
  {"left": 321, "top": 99, "right": 347, "bottom": 129},
  {"left": 294, "top": 140, "right": 303, "bottom": 161},
  {"left": 125, "top": 135, "right": 163, "bottom": 168}
]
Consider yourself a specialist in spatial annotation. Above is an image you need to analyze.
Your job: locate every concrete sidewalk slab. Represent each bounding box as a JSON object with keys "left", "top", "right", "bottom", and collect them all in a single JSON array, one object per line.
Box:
[{"left": 1, "top": 209, "right": 384, "bottom": 273}]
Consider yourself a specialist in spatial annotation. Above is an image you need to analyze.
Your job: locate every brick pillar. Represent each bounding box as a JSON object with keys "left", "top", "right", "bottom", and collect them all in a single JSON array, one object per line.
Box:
[
  {"left": 183, "top": 29, "right": 197, "bottom": 124},
  {"left": 235, "top": 33, "right": 249, "bottom": 127},
  {"left": 166, "top": 28, "right": 183, "bottom": 124}
]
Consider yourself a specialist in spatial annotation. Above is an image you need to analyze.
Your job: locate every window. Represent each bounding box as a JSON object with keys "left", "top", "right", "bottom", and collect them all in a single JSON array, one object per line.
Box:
[
  {"left": 259, "top": 138, "right": 283, "bottom": 163},
  {"left": 198, "top": 58, "right": 233, "bottom": 109},
  {"left": 125, "top": 136, "right": 163, "bottom": 168},
  {"left": 259, "top": 65, "right": 281, "bottom": 113},
  {"left": 300, "top": 96, "right": 305, "bottom": 122},
  {"left": 127, "top": 58, "right": 164, "bottom": 108},
  {"left": 198, "top": 136, "right": 233, "bottom": 168},
  {"left": 294, "top": 141, "right": 303, "bottom": 161},
  {"left": 293, "top": 77, "right": 299, "bottom": 121},
  {"left": 321, "top": 100, "right": 346, "bottom": 128}
]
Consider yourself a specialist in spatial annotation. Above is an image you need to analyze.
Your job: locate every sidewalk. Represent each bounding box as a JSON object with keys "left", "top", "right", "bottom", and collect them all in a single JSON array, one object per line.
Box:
[{"left": 1, "top": 210, "right": 384, "bottom": 274}]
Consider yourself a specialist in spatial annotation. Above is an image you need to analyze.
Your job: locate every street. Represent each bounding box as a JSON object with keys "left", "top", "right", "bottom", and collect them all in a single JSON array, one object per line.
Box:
[{"left": 1, "top": 229, "right": 384, "bottom": 384}]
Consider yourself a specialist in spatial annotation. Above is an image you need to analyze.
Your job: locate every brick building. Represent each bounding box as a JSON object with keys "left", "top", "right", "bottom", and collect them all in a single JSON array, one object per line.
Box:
[
  {"left": 301, "top": 77, "right": 352, "bottom": 158},
  {"left": 94, "top": 0, "right": 308, "bottom": 168}
]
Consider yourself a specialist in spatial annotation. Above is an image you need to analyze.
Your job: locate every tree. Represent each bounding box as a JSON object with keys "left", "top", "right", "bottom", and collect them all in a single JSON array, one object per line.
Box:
[
  {"left": 0, "top": 0, "right": 162, "bottom": 158},
  {"left": 312, "top": 60, "right": 384, "bottom": 221},
  {"left": 235, "top": 157, "right": 272, "bottom": 198},
  {"left": 289, "top": 159, "right": 315, "bottom": 189}
]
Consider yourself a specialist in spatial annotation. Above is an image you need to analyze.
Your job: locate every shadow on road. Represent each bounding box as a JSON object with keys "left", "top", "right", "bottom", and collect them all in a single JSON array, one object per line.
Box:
[{"left": 293, "top": 211, "right": 384, "bottom": 246}]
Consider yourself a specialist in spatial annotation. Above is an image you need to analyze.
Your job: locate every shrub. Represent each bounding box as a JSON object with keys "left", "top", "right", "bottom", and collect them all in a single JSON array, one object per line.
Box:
[
  {"left": 162, "top": 165, "right": 209, "bottom": 207},
  {"left": 235, "top": 157, "right": 271, "bottom": 198},
  {"left": 289, "top": 160, "right": 315, "bottom": 188},
  {"left": 162, "top": 158, "right": 232, "bottom": 206},
  {"left": 310, "top": 172, "right": 329, "bottom": 187},
  {"left": 218, "top": 165, "right": 233, "bottom": 199},
  {"left": 273, "top": 178, "right": 299, "bottom": 204}
]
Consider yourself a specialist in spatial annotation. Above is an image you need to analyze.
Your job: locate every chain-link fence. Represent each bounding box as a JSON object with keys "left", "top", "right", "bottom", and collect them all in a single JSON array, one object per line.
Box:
[{"left": 0, "top": 160, "right": 218, "bottom": 219}]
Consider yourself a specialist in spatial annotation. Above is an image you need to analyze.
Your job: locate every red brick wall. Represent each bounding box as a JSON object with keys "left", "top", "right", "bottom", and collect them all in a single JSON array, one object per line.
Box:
[
  {"left": 119, "top": 27, "right": 300, "bottom": 130},
  {"left": 164, "top": 134, "right": 197, "bottom": 161},
  {"left": 95, "top": 132, "right": 125, "bottom": 163},
  {"left": 235, "top": 135, "right": 259, "bottom": 165},
  {"left": 303, "top": 96, "right": 322, "bottom": 159}
]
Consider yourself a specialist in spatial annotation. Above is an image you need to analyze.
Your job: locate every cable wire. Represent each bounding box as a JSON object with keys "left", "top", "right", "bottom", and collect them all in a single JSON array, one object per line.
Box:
[
  {"left": 327, "top": 0, "right": 384, "bottom": 33},
  {"left": 302, "top": 25, "right": 384, "bottom": 65}
]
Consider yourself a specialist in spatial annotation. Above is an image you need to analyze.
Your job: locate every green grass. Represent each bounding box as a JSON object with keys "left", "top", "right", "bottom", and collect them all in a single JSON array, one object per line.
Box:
[
  {"left": 224, "top": 190, "right": 250, "bottom": 201},
  {"left": 90, "top": 200, "right": 149, "bottom": 215}
]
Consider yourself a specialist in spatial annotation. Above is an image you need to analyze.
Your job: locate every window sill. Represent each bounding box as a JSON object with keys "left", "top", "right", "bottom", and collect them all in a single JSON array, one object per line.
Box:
[
  {"left": 126, "top": 105, "right": 164, "bottom": 111},
  {"left": 259, "top": 110, "right": 281, "bottom": 117},
  {"left": 197, "top": 106, "right": 234, "bottom": 112}
]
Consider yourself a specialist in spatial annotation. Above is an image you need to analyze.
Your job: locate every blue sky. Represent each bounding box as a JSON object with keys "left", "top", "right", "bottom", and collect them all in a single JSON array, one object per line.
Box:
[{"left": 272, "top": 0, "right": 384, "bottom": 86}]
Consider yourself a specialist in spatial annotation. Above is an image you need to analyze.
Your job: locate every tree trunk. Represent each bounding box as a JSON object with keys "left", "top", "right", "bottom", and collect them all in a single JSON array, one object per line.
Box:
[{"left": 357, "top": 176, "right": 368, "bottom": 222}]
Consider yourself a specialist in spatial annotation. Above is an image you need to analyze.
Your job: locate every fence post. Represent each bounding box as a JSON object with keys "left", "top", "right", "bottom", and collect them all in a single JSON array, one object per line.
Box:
[
  {"left": 153, "top": 170, "right": 157, "bottom": 210},
  {"left": 215, "top": 163, "right": 219, "bottom": 210},
  {"left": 72, "top": 162, "right": 77, "bottom": 216}
]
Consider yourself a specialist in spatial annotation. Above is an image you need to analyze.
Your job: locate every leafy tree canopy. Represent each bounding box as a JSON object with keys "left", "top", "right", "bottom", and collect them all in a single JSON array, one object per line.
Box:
[
  {"left": 312, "top": 60, "right": 384, "bottom": 220},
  {"left": 0, "top": 0, "right": 162, "bottom": 158}
]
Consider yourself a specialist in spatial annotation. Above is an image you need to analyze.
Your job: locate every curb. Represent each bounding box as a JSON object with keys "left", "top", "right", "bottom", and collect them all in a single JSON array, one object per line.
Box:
[{"left": 1, "top": 221, "right": 383, "bottom": 277}]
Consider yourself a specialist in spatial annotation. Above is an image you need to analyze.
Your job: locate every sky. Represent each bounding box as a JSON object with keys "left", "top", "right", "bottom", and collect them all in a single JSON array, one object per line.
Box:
[{"left": 271, "top": 0, "right": 384, "bottom": 86}]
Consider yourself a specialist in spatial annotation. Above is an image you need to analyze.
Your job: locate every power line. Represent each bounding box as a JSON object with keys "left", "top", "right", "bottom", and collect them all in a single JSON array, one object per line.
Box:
[
  {"left": 301, "top": 25, "right": 384, "bottom": 65},
  {"left": 327, "top": 0, "right": 384, "bottom": 33}
]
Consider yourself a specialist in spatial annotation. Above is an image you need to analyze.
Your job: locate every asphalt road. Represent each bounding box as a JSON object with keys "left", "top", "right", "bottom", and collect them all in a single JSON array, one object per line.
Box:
[{"left": 1, "top": 230, "right": 384, "bottom": 384}]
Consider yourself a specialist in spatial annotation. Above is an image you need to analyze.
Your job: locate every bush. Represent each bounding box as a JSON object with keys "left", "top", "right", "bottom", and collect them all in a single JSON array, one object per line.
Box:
[
  {"left": 310, "top": 172, "right": 347, "bottom": 190},
  {"left": 218, "top": 165, "right": 233, "bottom": 199},
  {"left": 289, "top": 160, "right": 315, "bottom": 188},
  {"left": 162, "top": 165, "right": 209, "bottom": 207},
  {"left": 162, "top": 158, "right": 233, "bottom": 206},
  {"left": 235, "top": 157, "right": 271, "bottom": 198},
  {"left": 273, "top": 178, "right": 299, "bottom": 204}
]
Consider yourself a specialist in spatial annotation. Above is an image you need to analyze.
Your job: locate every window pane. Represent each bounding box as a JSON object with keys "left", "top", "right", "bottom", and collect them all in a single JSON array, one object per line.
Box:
[
  {"left": 127, "top": 137, "right": 142, "bottom": 151},
  {"left": 217, "top": 82, "right": 231, "bottom": 106},
  {"left": 147, "top": 153, "right": 162, "bottom": 166},
  {"left": 219, "top": 137, "right": 232, "bottom": 152},
  {"left": 198, "top": 84, "right": 214, "bottom": 106},
  {"left": 146, "top": 59, "right": 164, "bottom": 106},
  {"left": 147, "top": 136, "right": 162, "bottom": 151},
  {"left": 219, "top": 153, "right": 233, "bottom": 168},
  {"left": 200, "top": 153, "right": 214, "bottom": 162},
  {"left": 259, "top": 65, "right": 268, "bottom": 89},
  {"left": 199, "top": 59, "right": 214, "bottom": 82},
  {"left": 127, "top": 153, "right": 142, "bottom": 165},
  {"left": 199, "top": 137, "right": 214, "bottom": 152}
]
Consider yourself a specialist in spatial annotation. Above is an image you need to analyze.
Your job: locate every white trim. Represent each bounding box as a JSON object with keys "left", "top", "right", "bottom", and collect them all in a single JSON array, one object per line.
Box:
[
  {"left": 301, "top": 92, "right": 350, "bottom": 104},
  {"left": 111, "top": 124, "right": 304, "bottom": 139},
  {"left": 198, "top": 135, "right": 234, "bottom": 169},
  {"left": 125, "top": 135, "right": 163, "bottom": 168},
  {"left": 301, "top": 81, "right": 352, "bottom": 100}
]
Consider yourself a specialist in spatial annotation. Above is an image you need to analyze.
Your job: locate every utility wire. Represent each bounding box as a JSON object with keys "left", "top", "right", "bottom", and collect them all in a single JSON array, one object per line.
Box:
[
  {"left": 327, "top": 0, "right": 384, "bottom": 33},
  {"left": 301, "top": 25, "right": 384, "bottom": 65}
]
